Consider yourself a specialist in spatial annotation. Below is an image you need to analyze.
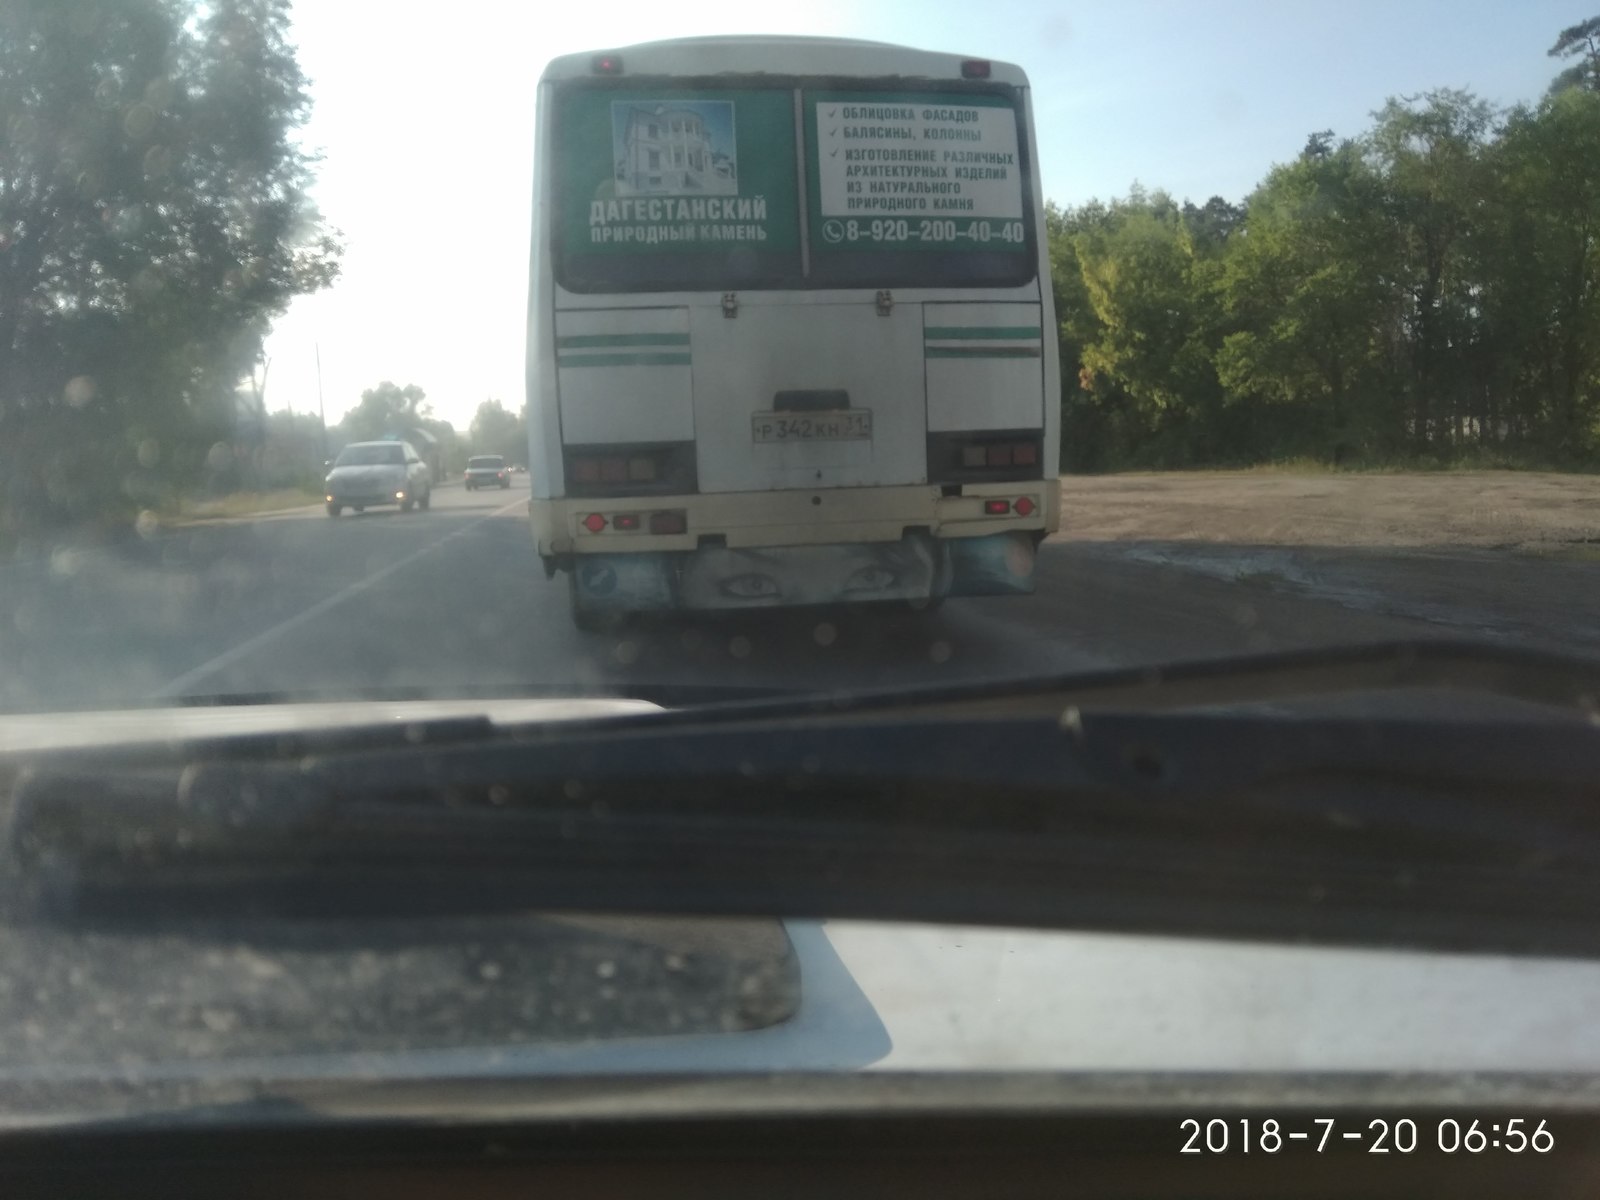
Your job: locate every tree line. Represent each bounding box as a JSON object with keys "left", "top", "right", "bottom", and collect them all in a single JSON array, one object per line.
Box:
[
  {"left": 1050, "top": 17, "right": 1600, "bottom": 470},
  {"left": 0, "top": 0, "right": 340, "bottom": 538}
]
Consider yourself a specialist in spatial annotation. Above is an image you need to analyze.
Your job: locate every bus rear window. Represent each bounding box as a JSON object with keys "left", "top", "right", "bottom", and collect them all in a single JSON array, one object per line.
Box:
[{"left": 551, "top": 83, "right": 1035, "bottom": 292}]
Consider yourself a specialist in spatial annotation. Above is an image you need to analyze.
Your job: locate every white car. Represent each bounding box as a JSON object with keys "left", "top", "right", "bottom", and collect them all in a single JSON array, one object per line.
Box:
[{"left": 325, "top": 440, "right": 432, "bottom": 516}]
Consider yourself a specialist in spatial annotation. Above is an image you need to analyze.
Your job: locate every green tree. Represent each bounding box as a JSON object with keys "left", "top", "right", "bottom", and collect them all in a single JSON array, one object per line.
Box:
[
  {"left": 0, "top": 0, "right": 340, "bottom": 531},
  {"left": 1366, "top": 89, "right": 1496, "bottom": 450},
  {"left": 337, "top": 381, "right": 431, "bottom": 445},
  {"left": 1216, "top": 136, "right": 1402, "bottom": 459},
  {"left": 468, "top": 398, "right": 526, "bottom": 463},
  {"left": 1067, "top": 188, "right": 1230, "bottom": 464},
  {"left": 1480, "top": 89, "right": 1600, "bottom": 455},
  {"left": 1548, "top": 15, "right": 1600, "bottom": 95}
]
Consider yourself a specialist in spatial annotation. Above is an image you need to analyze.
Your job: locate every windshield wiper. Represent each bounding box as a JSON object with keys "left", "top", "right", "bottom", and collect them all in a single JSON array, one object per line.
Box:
[{"left": 5, "top": 640, "right": 1599, "bottom": 959}]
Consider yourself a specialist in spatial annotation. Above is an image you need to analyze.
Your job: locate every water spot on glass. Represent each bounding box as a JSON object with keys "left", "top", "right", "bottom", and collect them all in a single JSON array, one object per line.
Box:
[
  {"left": 198, "top": 1008, "right": 238, "bottom": 1034},
  {"left": 928, "top": 639, "right": 953, "bottom": 664},
  {"left": 478, "top": 961, "right": 502, "bottom": 982},
  {"left": 738, "top": 760, "right": 756, "bottom": 777},
  {"left": 678, "top": 627, "right": 704, "bottom": 650},
  {"left": 612, "top": 639, "right": 639, "bottom": 665},
  {"left": 136, "top": 438, "right": 161, "bottom": 468},
  {"left": 1058, "top": 706, "right": 1084, "bottom": 741},
  {"left": 812, "top": 621, "right": 837, "bottom": 647},
  {"left": 1233, "top": 603, "right": 1258, "bottom": 628},
  {"left": 63, "top": 376, "right": 96, "bottom": 408},
  {"left": 801, "top": 754, "right": 820, "bottom": 773},
  {"left": 94, "top": 77, "right": 120, "bottom": 108},
  {"left": 143, "top": 76, "right": 175, "bottom": 110},
  {"left": 142, "top": 144, "right": 173, "bottom": 179},
  {"left": 48, "top": 547, "right": 83, "bottom": 577},
  {"left": 664, "top": 953, "right": 687, "bottom": 972},
  {"left": 122, "top": 102, "right": 157, "bottom": 141},
  {"left": 562, "top": 778, "right": 583, "bottom": 800},
  {"left": 488, "top": 783, "right": 510, "bottom": 807},
  {"left": 595, "top": 959, "right": 617, "bottom": 980},
  {"left": 7, "top": 114, "right": 39, "bottom": 147},
  {"left": 403, "top": 723, "right": 426, "bottom": 744},
  {"left": 728, "top": 635, "right": 752, "bottom": 659}
]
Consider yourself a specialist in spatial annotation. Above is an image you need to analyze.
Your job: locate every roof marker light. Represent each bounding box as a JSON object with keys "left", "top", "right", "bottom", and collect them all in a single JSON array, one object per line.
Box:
[{"left": 960, "top": 59, "right": 991, "bottom": 79}]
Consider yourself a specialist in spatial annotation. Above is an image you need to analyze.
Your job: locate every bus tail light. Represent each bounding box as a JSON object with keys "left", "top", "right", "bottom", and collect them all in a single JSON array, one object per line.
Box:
[
  {"left": 984, "top": 499, "right": 1011, "bottom": 515},
  {"left": 563, "top": 443, "right": 698, "bottom": 497},
  {"left": 929, "top": 433, "right": 1046, "bottom": 484},
  {"left": 1014, "top": 496, "right": 1036, "bottom": 517},
  {"left": 581, "top": 513, "right": 606, "bottom": 533},
  {"left": 612, "top": 513, "right": 640, "bottom": 531},
  {"left": 960, "top": 59, "right": 991, "bottom": 79},
  {"left": 649, "top": 511, "right": 686, "bottom": 535}
]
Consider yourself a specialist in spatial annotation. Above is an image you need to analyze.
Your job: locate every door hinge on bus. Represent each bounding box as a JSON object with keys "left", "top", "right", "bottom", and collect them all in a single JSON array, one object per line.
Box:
[
  {"left": 875, "top": 289, "right": 893, "bottom": 316},
  {"left": 721, "top": 292, "right": 738, "bottom": 319}
]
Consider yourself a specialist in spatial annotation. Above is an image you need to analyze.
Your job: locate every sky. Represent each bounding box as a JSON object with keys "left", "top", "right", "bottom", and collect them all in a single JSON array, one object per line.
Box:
[{"left": 265, "top": 0, "right": 1589, "bottom": 431}]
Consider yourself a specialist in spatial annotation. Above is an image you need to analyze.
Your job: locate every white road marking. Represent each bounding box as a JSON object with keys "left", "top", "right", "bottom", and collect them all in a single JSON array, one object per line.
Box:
[{"left": 151, "top": 497, "right": 526, "bottom": 698}]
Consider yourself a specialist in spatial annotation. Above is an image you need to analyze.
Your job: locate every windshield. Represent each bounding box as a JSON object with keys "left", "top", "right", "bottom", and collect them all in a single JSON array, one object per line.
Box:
[
  {"left": 3, "top": 0, "right": 1600, "bottom": 1143},
  {"left": 334, "top": 443, "right": 405, "bottom": 466}
]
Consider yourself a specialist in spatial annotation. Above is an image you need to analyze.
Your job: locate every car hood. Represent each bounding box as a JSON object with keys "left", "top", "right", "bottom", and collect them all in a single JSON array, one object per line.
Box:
[{"left": 0, "top": 697, "right": 663, "bottom": 754}]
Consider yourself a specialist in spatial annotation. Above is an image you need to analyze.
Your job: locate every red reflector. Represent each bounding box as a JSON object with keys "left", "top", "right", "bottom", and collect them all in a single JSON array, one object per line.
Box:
[
  {"left": 613, "top": 513, "right": 640, "bottom": 531},
  {"left": 961, "top": 59, "right": 992, "bottom": 79},
  {"left": 599, "top": 457, "right": 627, "bottom": 483},
  {"left": 572, "top": 457, "right": 600, "bottom": 483},
  {"left": 1012, "top": 442, "right": 1038, "bottom": 466},
  {"left": 581, "top": 513, "right": 606, "bottom": 533},
  {"left": 1014, "top": 496, "right": 1036, "bottom": 517},
  {"left": 984, "top": 499, "right": 1011, "bottom": 515},
  {"left": 649, "top": 511, "right": 686, "bottom": 535},
  {"left": 986, "top": 445, "right": 1013, "bottom": 467},
  {"left": 592, "top": 54, "right": 623, "bottom": 74}
]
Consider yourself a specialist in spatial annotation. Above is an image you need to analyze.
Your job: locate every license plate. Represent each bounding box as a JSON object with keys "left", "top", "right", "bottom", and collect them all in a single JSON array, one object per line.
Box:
[{"left": 752, "top": 409, "right": 872, "bottom": 443}]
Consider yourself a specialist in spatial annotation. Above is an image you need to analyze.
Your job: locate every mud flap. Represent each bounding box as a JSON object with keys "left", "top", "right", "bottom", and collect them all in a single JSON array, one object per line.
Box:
[
  {"left": 946, "top": 531, "right": 1037, "bottom": 596},
  {"left": 572, "top": 553, "right": 677, "bottom": 612},
  {"left": 680, "top": 533, "right": 942, "bottom": 609}
]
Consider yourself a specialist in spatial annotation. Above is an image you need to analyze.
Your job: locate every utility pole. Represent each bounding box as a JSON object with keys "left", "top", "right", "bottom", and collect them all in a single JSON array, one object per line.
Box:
[{"left": 315, "top": 342, "right": 328, "bottom": 466}]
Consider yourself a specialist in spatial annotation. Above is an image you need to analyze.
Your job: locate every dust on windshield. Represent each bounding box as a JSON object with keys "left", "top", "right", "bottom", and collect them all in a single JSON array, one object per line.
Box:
[{"left": 0, "top": 3, "right": 1595, "bottom": 713}]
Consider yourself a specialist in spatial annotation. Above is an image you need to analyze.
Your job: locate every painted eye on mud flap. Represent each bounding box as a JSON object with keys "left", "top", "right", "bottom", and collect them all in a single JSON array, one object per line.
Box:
[
  {"left": 842, "top": 566, "right": 898, "bottom": 594},
  {"left": 720, "top": 573, "right": 782, "bottom": 600}
]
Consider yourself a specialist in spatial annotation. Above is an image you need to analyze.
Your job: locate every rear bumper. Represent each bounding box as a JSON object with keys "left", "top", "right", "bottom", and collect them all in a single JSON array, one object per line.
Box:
[
  {"left": 328, "top": 492, "right": 405, "bottom": 507},
  {"left": 530, "top": 480, "right": 1059, "bottom": 558}
]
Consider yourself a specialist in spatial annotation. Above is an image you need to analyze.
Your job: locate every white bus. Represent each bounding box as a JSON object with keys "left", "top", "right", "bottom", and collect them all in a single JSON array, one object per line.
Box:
[{"left": 526, "top": 36, "right": 1060, "bottom": 630}]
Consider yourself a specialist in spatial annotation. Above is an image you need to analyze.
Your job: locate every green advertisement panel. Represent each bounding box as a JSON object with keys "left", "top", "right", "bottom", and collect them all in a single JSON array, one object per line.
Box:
[
  {"left": 805, "top": 90, "right": 1026, "bottom": 255},
  {"left": 556, "top": 88, "right": 800, "bottom": 258}
]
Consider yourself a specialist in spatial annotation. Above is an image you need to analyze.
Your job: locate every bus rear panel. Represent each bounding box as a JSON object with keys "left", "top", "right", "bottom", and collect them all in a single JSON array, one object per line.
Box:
[{"left": 527, "top": 38, "right": 1060, "bottom": 624}]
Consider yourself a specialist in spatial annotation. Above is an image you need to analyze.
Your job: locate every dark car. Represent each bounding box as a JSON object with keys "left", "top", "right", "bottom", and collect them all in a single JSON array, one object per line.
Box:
[{"left": 465, "top": 455, "right": 511, "bottom": 490}]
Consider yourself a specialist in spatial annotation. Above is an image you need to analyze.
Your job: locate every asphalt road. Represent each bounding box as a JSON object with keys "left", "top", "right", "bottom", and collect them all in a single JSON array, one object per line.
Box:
[{"left": 0, "top": 477, "right": 1590, "bottom": 713}]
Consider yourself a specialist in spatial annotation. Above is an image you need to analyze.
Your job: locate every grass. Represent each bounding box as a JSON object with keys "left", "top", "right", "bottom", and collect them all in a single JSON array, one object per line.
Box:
[{"left": 175, "top": 486, "right": 324, "bottom": 520}]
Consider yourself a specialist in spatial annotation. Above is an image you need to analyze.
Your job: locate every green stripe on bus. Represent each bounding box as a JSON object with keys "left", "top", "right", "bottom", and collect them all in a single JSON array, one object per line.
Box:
[
  {"left": 924, "top": 346, "right": 1043, "bottom": 359},
  {"left": 556, "top": 333, "right": 692, "bottom": 348},
  {"left": 924, "top": 326, "right": 1043, "bottom": 341},
  {"left": 557, "top": 352, "right": 693, "bottom": 368}
]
